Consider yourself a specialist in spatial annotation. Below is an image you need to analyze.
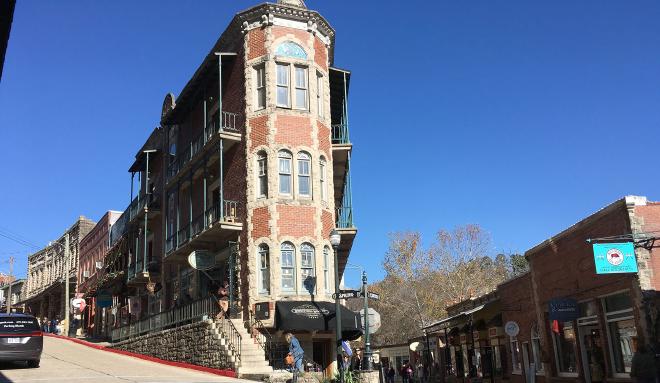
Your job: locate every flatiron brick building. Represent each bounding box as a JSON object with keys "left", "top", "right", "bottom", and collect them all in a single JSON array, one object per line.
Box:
[{"left": 98, "top": 0, "right": 359, "bottom": 376}]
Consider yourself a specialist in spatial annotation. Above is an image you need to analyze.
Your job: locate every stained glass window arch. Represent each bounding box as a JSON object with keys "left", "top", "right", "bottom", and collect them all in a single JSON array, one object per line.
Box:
[{"left": 276, "top": 41, "right": 308, "bottom": 60}]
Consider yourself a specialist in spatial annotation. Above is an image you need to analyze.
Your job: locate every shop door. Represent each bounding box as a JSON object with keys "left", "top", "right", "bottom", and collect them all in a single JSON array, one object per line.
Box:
[{"left": 578, "top": 325, "right": 605, "bottom": 383}]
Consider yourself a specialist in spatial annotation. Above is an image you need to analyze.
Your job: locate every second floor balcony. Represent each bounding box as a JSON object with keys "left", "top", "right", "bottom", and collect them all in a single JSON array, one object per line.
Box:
[{"left": 165, "top": 199, "right": 242, "bottom": 262}]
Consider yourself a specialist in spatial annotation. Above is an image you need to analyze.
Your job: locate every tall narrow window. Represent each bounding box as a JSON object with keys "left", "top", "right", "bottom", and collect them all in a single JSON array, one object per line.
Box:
[
  {"left": 603, "top": 292, "right": 636, "bottom": 376},
  {"left": 278, "top": 150, "right": 292, "bottom": 195},
  {"left": 298, "top": 152, "right": 311, "bottom": 197},
  {"left": 255, "top": 65, "right": 266, "bottom": 110},
  {"left": 294, "top": 66, "right": 308, "bottom": 109},
  {"left": 276, "top": 64, "right": 290, "bottom": 107},
  {"left": 320, "top": 157, "right": 327, "bottom": 202},
  {"left": 257, "top": 151, "right": 268, "bottom": 198},
  {"left": 258, "top": 244, "right": 270, "bottom": 294},
  {"left": 300, "top": 243, "right": 315, "bottom": 293},
  {"left": 281, "top": 242, "right": 295, "bottom": 291},
  {"left": 317, "top": 72, "right": 324, "bottom": 118},
  {"left": 531, "top": 325, "right": 543, "bottom": 373},
  {"left": 551, "top": 320, "right": 578, "bottom": 375},
  {"left": 323, "top": 246, "right": 330, "bottom": 292},
  {"left": 510, "top": 337, "right": 522, "bottom": 373}
]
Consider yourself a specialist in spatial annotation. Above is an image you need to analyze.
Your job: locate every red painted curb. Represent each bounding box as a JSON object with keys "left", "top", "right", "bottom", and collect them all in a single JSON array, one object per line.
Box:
[{"left": 44, "top": 333, "right": 237, "bottom": 378}]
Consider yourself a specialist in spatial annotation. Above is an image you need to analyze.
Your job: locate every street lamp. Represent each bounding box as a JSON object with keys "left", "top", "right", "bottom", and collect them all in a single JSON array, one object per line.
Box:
[{"left": 330, "top": 229, "right": 343, "bottom": 383}]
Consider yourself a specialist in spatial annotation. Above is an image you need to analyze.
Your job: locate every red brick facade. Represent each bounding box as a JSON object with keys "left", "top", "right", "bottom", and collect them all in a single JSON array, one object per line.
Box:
[
  {"left": 274, "top": 115, "right": 314, "bottom": 147},
  {"left": 276, "top": 205, "right": 316, "bottom": 238}
]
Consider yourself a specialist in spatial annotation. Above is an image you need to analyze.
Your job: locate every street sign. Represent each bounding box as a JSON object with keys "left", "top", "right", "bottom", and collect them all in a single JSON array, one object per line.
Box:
[
  {"left": 505, "top": 321, "right": 520, "bottom": 337},
  {"left": 366, "top": 292, "right": 380, "bottom": 300},
  {"left": 332, "top": 290, "right": 360, "bottom": 299},
  {"left": 359, "top": 307, "right": 381, "bottom": 334}
]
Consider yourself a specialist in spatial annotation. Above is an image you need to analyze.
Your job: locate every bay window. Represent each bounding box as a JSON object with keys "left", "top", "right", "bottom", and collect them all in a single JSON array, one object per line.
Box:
[
  {"left": 297, "top": 152, "right": 311, "bottom": 197},
  {"left": 276, "top": 64, "right": 290, "bottom": 107},
  {"left": 300, "top": 243, "right": 315, "bottom": 293},
  {"left": 281, "top": 242, "right": 295, "bottom": 291},
  {"left": 255, "top": 64, "right": 266, "bottom": 110},
  {"left": 276, "top": 63, "right": 308, "bottom": 110},
  {"left": 278, "top": 150, "right": 292, "bottom": 195}
]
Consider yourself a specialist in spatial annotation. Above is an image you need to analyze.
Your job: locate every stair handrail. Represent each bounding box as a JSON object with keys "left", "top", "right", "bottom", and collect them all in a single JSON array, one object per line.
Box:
[
  {"left": 210, "top": 294, "right": 242, "bottom": 366},
  {"left": 245, "top": 310, "right": 276, "bottom": 365}
]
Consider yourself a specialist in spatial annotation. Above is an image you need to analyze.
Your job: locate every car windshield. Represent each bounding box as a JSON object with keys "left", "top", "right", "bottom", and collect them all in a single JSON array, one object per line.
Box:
[{"left": 0, "top": 318, "right": 40, "bottom": 333}]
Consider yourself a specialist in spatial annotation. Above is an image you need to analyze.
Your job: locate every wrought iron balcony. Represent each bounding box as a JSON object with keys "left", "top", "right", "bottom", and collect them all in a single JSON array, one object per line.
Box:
[
  {"left": 165, "top": 200, "right": 241, "bottom": 257},
  {"left": 109, "top": 210, "right": 129, "bottom": 247},
  {"left": 166, "top": 111, "right": 240, "bottom": 182},
  {"left": 336, "top": 206, "right": 354, "bottom": 229},
  {"left": 332, "top": 124, "right": 350, "bottom": 144}
]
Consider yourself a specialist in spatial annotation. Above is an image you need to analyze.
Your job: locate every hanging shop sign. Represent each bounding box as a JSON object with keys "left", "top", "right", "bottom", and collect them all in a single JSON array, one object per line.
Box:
[
  {"left": 548, "top": 298, "right": 578, "bottom": 321},
  {"left": 592, "top": 242, "right": 638, "bottom": 274},
  {"left": 188, "top": 250, "right": 215, "bottom": 271}
]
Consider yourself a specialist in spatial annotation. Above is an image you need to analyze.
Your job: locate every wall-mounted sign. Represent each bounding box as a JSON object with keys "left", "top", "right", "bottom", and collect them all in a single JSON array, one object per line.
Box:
[
  {"left": 548, "top": 298, "right": 578, "bottom": 321},
  {"left": 96, "top": 289, "right": 112, "bottom": 308},
  {"left": 593, "top": 242, "right": 638, "bottom": 274},
  {"left": 188, "top": 250, "right": 215, "bottom": 271},
  {"left": 504, "top": 321, "right": 520, "bottom": 337}
]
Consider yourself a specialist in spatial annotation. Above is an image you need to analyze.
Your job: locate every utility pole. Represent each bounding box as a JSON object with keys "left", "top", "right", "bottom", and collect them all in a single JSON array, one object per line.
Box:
[
  {"left": 6, "top": 256, "right": 14, "bottom": 314},
  {"left": 362, "top": 271, "right": 373, "bottom": 370},
  {"left": 64, "top": 233, "right": 70, "bottom": 337}
]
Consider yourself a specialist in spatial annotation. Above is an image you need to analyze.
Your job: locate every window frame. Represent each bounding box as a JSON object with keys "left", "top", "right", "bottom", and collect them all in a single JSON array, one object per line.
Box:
[
  {"left": 254, "top": 64, "right": 266, "bottom": 110},
  {"left": 531, "top": 325, "right": 545, "bottom": 375},
  {"left": 278, "top": 150, "right": 293, "bottom": 196},
  {"left": 280, "top": 242, "right": 296, "bottom": 292},
  {"left": 510, "top": 336, "right": 522, "bottom": 375},
  {"left": 300, "top": 243, "right": 315, "bottom": 293},
  {"left": 258, "top": 244, "right": 270, "bottom": 295},
  {"left": 317, "top": 71, "right": 324, "bottom": 118},
  {"left": 320, "top": 157, "right": 327, "bottom": 202},
  {"left": 323, "top": 246, "right": 330, "bottom": 292},
  {"left": 600, "top": 291, "right": 635, "bottom": 378},
  {"left": 297, "top": 152, "right": 312, "bottom": 198},
  {"left": 257, "top": 151, "right": 268, "bottom": 198},
  {"left": 551, "top": 320, "right": 579, "bottom": 378},
  {"left": 275, "top": 62, "right": 309, "bottom": 111}
]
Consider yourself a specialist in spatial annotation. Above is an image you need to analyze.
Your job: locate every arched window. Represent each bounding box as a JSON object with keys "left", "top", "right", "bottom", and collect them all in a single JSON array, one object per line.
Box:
[
  {"left": 258, "top": 244, "right": 270, "bottom": 294},
  {"left": 300, "top": 243, "right": 315, "bottom": 293},
  {"left": 257, "top": 151, "right": 268, "bottom": 198},
  {"left": 278, "top": 150, "right": 292, "bottom": 195},
  {"left": 319, "top": 156, "right": 327, "bottom": 202},
  {"left": 275, "top": 41, "right": 308, "bottom": 60},
  {"left": 281, "top": 242, "right": 296, "bottom": 291},
  {"left": 297, "top": 152, "right": 311, "bottom": 197},
  {"left": 323, "top": 246, "right": 331, "bottom": 292}
]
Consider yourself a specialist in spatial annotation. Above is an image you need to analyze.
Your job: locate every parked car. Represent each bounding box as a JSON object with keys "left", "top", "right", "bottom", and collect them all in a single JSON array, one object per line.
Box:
[{"left": 0, "top": 313, "right": 43, "bottom": 367}]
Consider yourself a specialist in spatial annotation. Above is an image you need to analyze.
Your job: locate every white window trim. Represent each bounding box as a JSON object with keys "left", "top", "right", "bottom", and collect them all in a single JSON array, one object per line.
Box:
[
  {"left": 281, "top": 243, "right": 296, "bottom": 292},
  {"left": 297, "top": 152, "right": 312, "bottom": 198},
  {"left": 316, "top": 71, "right": 324, "bottom": 118},
  {"left": 275, "top": 62, "right": 309, "bottom": 111},
  {"left": 323, "top": 247, "right": 330, "bottom": 292},
  {"left": 257, "top": 152, "right": 268, "bottom": 199},
  {"left": 278, "top": 151, "right": 293, "bottom": 196},
  {"left": 258, "top": 244, "right": 270, "bottom": 295},
  {"left": 320, "top": 157, "right": 327, "bottom": 202},
  {"left": 254, "top": 64, "right": 266, "bottom": 111},
  {"left": 300, "top": 243, "right": 315, "bottom": 293}
]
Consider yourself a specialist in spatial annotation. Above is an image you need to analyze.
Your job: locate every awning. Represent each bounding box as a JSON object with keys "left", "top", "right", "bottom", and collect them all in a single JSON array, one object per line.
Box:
[
  {"left": 424, "top": 304, "right": 487, "bottom": 332},
  {"left": 275, "top": 301, "right": 362, "bottom": 341}
]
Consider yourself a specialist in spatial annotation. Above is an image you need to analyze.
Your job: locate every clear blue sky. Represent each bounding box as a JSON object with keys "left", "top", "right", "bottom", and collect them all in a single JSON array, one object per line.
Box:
[{"left": 1, "top": 1, "right": 660, "bottom": 287}]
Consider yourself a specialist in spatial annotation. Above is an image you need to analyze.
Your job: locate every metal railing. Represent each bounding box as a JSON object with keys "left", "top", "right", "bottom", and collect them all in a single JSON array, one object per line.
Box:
[
  {"left": 109, "top": 210, "right": 129, "bottom": 247},
  {"left": 165, "top": 200, "right": 240, "bottom": 255},
  {"left": 332, "top": 123, "right": 350, "bottom": 144},
  {"left": 336, "top": 206, "right": 354, "bottom": 228},
  {"left": 167, "top": 111, "right": 240, "bottom": 182},
  {"left": 110, "top": 295, "right": 242, "bottom": 366}
]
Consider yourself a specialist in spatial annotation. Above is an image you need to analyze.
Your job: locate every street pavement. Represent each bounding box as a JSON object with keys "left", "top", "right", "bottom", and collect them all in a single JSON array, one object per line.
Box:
[{"left": 0, "top": 336, "right": 252, "bottom": 383}]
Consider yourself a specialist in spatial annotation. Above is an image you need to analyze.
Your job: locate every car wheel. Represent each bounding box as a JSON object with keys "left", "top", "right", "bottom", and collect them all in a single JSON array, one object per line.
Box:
[{"left": 27, "top": 360, "right": 40, "bottom": 368}]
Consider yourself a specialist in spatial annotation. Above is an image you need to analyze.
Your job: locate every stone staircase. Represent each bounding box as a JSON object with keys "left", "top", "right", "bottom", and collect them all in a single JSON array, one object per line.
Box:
[{"left": 207, "top": 318, "right": 273, "bottom": 378}]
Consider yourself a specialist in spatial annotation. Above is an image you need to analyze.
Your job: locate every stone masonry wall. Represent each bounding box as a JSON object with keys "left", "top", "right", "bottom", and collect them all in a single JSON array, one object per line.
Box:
[{"left": 111, "top": 321, "right": 234, "bottom": 370}]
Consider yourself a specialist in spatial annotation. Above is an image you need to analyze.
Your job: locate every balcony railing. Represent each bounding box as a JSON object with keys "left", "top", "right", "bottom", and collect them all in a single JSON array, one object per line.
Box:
[
  {"left": 332, "top": 123, "right": 350, "bottom": 144},
  {"left": 109, "top": 210, "right": 129, "bottom": 247},
  {"left": 165, "top": 200, "right": 240, "bottom": 255},
  {"left": 336, "top": 206, "right": 354, "bottom": 228},
  {"left": 166, "top": 111, "right": 240, "bottom": 182},
  {"left": 110, "top": 295, "right": 242, "bottom": 366}
]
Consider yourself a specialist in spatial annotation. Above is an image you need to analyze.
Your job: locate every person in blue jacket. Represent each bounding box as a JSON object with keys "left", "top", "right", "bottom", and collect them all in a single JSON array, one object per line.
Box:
[{"left": 286, "top": 332, "right": 305, "bottom": 374}]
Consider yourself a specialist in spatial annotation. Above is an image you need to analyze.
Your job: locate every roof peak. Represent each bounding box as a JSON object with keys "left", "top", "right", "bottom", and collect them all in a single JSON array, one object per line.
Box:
[{"left": 277, "top": 0, "right": 307, "bottom": 8}]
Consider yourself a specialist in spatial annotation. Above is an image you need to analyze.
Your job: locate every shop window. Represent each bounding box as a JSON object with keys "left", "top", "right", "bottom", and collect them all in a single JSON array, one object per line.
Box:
[
  {"left": 510, "top": 337, "right": 522, "bottom": 374},
  {"left": 551, "top": 320, "right": 578, "bottom": 376},
  {"left": 602, "top": 292, "right": 636, "bottom": 376}
]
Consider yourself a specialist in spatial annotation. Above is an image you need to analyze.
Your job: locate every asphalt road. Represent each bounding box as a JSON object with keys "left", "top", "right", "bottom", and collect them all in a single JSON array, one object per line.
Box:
[{"left": 0, "top": 336, "right": 250, "bottom": 383}]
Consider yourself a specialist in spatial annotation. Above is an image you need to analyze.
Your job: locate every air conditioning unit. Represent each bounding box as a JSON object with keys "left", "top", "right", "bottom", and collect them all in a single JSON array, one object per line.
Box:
[
  {"left": 95, "top": 261, "right": 103, "bottom": 270},
  {"left": 82, "top": 270, "right": 90, "bottom": 278}
]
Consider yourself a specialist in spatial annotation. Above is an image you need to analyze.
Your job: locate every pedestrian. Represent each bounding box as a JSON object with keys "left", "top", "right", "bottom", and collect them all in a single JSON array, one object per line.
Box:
[
  {"left": 215, "top": 280, "right": 230, "bottom": 319},
  {"left": 400, "top": 361, "right": 412, "bottom": 383},
  {"left": 416, "top": 362, "right": 425, "bottom": 383},
  {"left": 386, "top": 365, "right": 396, "bottom": 383},
  {"left": 630, "top": 343, "right": 658, "bottom": 383},
  {"left": 41, "top": 317, "right": 49, "bottom": 333},
  {"left": 286, "top": 333, "right": 304, "bottom": 381}
]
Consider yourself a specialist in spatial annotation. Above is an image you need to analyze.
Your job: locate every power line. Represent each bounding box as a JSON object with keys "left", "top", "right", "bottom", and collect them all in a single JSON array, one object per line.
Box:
[{"left": 0, "top": 230, "right": 40, "bottom": 250}]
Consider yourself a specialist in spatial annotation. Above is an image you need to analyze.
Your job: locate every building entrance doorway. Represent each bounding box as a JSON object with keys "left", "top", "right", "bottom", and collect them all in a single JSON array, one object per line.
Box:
[{"left": 578, "top": 325, "right": 605, "bottom": 383}]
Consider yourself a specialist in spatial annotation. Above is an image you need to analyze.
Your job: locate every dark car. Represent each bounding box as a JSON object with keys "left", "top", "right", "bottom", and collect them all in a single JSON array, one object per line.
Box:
[{"left": 0, "top": 313, "right": 43, "bottom": 367}]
